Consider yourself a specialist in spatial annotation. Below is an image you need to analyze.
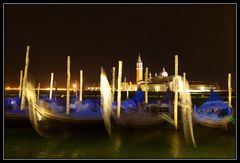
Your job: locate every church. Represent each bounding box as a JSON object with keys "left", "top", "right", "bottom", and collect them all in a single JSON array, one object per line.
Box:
[
  {"left": 134, "top": 54, "right": 220, "bottom": 92},
  {"left": 135, "top": 54, "right": 173, "bottom": 91}
]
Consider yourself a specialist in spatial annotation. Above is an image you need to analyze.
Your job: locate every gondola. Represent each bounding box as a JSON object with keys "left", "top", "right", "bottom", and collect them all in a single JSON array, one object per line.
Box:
[
  {"left": 25, "top": 90, "right": 105, "bottom": 136},
  {"left": 111, "top": 89, "right": 174, "bottom": 128},
  {"left": 4, "top": 96, "right": 31, "bottom": 127},
  {"left": 193, "top": 90, "right": 233, "bottom": 128}
]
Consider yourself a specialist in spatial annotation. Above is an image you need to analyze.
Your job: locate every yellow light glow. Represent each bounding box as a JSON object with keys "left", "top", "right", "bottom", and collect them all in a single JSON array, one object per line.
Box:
[
  {"left": 134, "top": 86, "right": 137, "bottom": 91},
  {"left": 36, "top": 111, "right": 42, "bottom": 121},
  {"left": 73, "top": 84, "right": 77, "bottom": 89},
  {"left": 6, "top": 87, "right": 10, "bottom": 90}
]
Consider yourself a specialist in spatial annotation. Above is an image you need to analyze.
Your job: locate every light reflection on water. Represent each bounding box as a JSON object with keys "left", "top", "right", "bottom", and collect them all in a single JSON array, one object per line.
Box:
[
  {"left": 4, "top": 123, "right": 235, "bottom": 159},
  {"left": 169, "top": 132, "right": 180, "bottom": 158}
]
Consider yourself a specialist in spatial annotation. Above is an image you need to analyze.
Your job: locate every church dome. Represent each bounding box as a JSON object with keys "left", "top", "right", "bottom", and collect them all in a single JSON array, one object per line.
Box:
[{"left": 159, "top": 67, "right": 168, "bottom": 77}]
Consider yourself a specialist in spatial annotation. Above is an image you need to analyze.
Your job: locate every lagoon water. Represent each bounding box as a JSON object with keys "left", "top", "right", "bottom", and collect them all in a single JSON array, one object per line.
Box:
[{"left": 4, "top": 91, "right": 236, "bottom": 159}]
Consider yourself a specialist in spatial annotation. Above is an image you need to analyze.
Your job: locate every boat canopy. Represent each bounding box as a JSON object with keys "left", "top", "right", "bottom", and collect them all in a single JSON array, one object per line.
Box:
[
  {"left": 205, "top": 91, "right": 223, "bottom": 102},
  {"left": 197, "top": 91, "right": 232, "bottom": 115}
]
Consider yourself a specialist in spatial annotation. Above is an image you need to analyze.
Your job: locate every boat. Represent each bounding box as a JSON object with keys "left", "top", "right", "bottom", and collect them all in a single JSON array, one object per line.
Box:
[
  {"left": 111, "top": 88, "right": 174, "bottom": 127},
  {"left": 19, "top": 81, "right": 105, "bottom": 136},
  {"left": 5, "top": 109, "right": 30, "bottom": 127},
  {"left": 4, "top": 96, "right": 31, "bottom": 127},
  {"left": 193, "top": 90, "right": 233, "bottom": 128},
  {"left": 31, "top": 98, "right": 102, "bottom": 123},
  {"left": 3, "top": 96, "right": 100, "bottom": 127},
  {"left": 144, "top": 88, "right": 174, "bottom": 115},
  {"left": 24, "top": 97, "right": 105, "bottom": 136}
]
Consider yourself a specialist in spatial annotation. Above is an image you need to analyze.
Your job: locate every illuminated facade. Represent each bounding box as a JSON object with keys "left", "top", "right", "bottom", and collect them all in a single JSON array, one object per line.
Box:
[
  {"left": 188, "top": 81, "right": 220, "bottom": 90},
  {"left": 136, "top": 54, "right": 143, "bottom": 83},
  {"left": 134, "top": 55, "right": 220, "bottom": 92},
  {"left": 139, "top": 74, "right": 173, "bottom": 92},
  {"left": 159, "top": 67, "right": 168, "bottom": 77}
]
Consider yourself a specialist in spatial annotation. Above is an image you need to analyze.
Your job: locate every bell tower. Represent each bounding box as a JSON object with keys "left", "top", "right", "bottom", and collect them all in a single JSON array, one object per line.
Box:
[{"left": 136, "top": 54, "right": 143, "bottom": 83}]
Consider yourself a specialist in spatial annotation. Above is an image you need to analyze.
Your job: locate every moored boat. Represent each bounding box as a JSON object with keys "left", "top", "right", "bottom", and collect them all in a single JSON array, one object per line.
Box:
[
  {"left": 112, "top": 89, "right": 174, "bottom": 128},
  {"left": 193, "top": 90, "right": 233, "bottom": 128}
]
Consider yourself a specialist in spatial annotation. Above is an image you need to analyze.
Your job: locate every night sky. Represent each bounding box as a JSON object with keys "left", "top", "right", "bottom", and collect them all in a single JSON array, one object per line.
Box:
[{"left": 4, "top": 4, "right": 236, "bottom": 89}]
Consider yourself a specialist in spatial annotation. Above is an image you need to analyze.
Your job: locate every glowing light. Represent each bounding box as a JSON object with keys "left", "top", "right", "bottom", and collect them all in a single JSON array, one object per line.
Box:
[
  {"left": 79, "top": 70, "right": 83, "bottom": 101},
  {"left": 228, "top": 73, "right": 232, "bottom": 107},
  {"left": 21, "top": 45, "right": 30, "bottom": 110},
  {"left": 177, "top": 76, "right": 196, "bottom": 148},
  {"left": 57, "top": 88, "right": 67, "bottom": 91},
  {"left": 36, "top": 111, "right": 42, "bottom": 121},
  {"left": 49, "top": 73, "right": 54, "bottom": 100},
  {"left": 112, "top": 67, "right": 116, "bottom": 102},
  {"left": 155, "top": 86, "right": 160, "bottom": 92},
  {"left": 19, "top": 70, "right": 23, "bottom": 98},
  {"left": 66, "top": 56, "right": 71, "bottom": 115},
  {"left": 145, "top": 67, "right": 148, "bottom": 104},
  {"left": 11, "top": 100, "right": 16, "bottom": 105},
  {"left": 174, "top": 55, "right": 178, "bottom": 130},
  {"left": 200, "top": 86, "right": 204, "bottom": 91},
  {"left": 117, "top": 61, "right": 122, "bottom": 118},
  {"left": 73, "top": 84, "right": 77, "bottom": 89},
  {"left": 100, "top": 67, "right": 112, "bottom": 136},
  {"left": 134, "top": 86, "right": 137, "bottom": 91}
]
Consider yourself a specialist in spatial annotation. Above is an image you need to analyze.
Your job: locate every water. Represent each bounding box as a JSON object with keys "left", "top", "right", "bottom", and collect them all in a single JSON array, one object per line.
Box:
[
  {"left": 4, "top": 90, "right": 236, "bottom": 159},
  {"left": 4, "top": 123, "right": 235, "bottom": 159}
]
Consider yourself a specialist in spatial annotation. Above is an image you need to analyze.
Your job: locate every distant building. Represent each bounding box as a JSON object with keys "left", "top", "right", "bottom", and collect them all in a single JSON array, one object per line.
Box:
[
  {"left": 159, "top": 67, "right": 168, "bottom": 77},
  {"left": 86, "top": 55, "right": 221, "bottom": 91},
  {"left": 135, "top": 55, "right": 220, "bottom": 92},
  {"left": 188, "top": 81, "right": 220, "bottom": 90},
  {"left": 136, "top": 54, "right": 143, "bottom": 83},
  {"left": 139, "top": 67, "right": 173, "bottom": 92}
]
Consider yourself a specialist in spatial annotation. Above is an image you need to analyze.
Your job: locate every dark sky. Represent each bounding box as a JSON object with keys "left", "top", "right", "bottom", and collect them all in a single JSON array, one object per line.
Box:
[{"left": 4, "top": 4, "right": 236, "bottom": 89}]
